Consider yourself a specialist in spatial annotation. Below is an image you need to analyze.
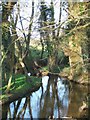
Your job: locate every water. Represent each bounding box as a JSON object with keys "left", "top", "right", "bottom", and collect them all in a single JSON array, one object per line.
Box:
[{"left": 2, "top": 75, "right": 88, "bottom": 119}]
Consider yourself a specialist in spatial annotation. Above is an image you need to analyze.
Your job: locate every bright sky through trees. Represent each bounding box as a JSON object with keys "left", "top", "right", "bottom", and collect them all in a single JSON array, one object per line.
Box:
[
  {"left": 13, "top": 0, "right": 68, "bottom": 39},
  {"left": 12, "top": 0, "right": 86, "bottom": 39}
]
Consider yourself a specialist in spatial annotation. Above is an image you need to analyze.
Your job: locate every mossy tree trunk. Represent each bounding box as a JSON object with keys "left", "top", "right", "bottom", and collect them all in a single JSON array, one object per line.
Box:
[
  {"left": 2, "top": 2, "right": 17, "bottom": 91},
  {"left": 48, "top": 0, "right": 60, "bottom": 72},
  {"left": 66, "top": 2, "right": 89, "bottom": 83}
]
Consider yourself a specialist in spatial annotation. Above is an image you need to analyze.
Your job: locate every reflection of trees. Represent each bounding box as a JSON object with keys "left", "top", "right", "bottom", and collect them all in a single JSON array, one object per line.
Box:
[
  {"left": 3, "top": 77, "right": 88, "bottom": 119},
  {"left": 16, "top": 97, "right": 33, "bottom": 119},
  {"left": 39, "top": 75, "right": 64, "bottom": 118},
  {"left": 55, "top": 79, "right": 60, "bottom": 118},
  {"left": 40, "top": 83, "right": 44, "bottom": 108},
  {"left": 39, "top": 77, "right": 51, "bottom": 118},
  {"left": 16, "top": 97, "right": 28, "bottom": 119},
  {"left": 13, "top": 99, "right": 22, "bottom": 118},
  {"left": 67, "top": 84, "right": 88, "bottom": 118},
  {"left": 5, "top": 76, "right": 69, "bottom": 119},
  {"left": 6, "top": 96, "right": 33, "bottom": 119},
  {"left": 2, "top": 104, "right": 9, "bottom": 119},
  {"left": 27, "top": 97, "right": 33, "bottom": 120},
  {"left": 8, "top": 105, "right": 11, "bottom": 119}
]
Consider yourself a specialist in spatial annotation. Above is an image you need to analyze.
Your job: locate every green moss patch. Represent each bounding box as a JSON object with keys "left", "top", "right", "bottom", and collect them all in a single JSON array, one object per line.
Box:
[{"left": 0, "top": 74, "right": 42, "bottom": 104}]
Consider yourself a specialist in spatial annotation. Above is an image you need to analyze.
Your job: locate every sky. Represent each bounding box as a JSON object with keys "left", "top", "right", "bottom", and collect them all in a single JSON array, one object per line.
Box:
[
  {"left": 13, "top": 0, "right": 68, "bottom": 39},
  {"left": 11, "top": 0, "right": 86, "bottom": 39}
]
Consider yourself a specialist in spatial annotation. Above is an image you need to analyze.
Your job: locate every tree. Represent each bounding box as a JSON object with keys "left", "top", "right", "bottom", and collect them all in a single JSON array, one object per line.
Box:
[
  {"left": 2, "top": 2, "right": 18, "bottom": 92},
  {"left": 2, "top": 0, "right": 36, "bottom": 92},
  {"left": 62, "top": 1, "right": 90, "bottom": 83},
  {"left": 38, "top": 0, "right": 64, "bottom": 72}
]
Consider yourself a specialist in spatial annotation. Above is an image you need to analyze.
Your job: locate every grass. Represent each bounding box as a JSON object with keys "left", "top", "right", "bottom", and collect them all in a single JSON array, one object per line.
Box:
[
  {"left": 0, "top": 74, "right": 42, "bottom": 103},
  {"left": 0, "top": 74, "right": 25, "bottom": 93}
]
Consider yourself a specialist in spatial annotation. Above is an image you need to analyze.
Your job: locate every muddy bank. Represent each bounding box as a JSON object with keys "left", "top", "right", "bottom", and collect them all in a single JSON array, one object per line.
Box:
[{"left": 40, "top": 70, "right": 90, "bottom": 86}]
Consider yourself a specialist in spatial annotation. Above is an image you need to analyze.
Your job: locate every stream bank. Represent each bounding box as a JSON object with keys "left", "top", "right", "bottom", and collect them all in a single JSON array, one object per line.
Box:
[{"left": 0, "top": 76, "right": 42, "bottom": 105}]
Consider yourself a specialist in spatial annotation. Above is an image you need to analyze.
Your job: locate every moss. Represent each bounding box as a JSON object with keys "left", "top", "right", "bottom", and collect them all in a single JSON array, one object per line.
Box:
[
  {"left": 40, "top": 66, "right": 49, "bottom": 71},
  {"left": 1, "top": 74, "right": 42, "bottom": 104},
  {"left": 62, "top": 67, "right": 70, "bottom": 75},
  {"left": 50, "top": 65, "right": 61, "bottom": 73},
  {"left": 0, "top": 95, "right": 8, "bottom": 100}
]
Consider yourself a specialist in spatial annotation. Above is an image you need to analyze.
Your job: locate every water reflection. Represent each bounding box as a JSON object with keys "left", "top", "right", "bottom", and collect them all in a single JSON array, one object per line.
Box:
[
  {"left": 2, "top": 76, "right": 88, "bottom": 119},
  {"left": 67, "top": 83, "right": 88, "bottom": 118},
  {"left": 38, "top": 76, "right": 69, "bottom": 118}
]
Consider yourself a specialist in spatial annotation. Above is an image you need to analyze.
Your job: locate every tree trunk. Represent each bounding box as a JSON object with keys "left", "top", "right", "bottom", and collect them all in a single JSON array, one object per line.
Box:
[
  {"left": 67, "top": 2, "right": 88, "bottom": 83},
  {"left": 48, "top": 1, "right": 59, "bottom": 72}
]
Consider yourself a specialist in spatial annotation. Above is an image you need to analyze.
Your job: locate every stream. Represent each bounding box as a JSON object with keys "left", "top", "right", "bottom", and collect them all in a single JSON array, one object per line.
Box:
[{"left": 2, "top": 75, "right": 88, "bottom": 119}]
